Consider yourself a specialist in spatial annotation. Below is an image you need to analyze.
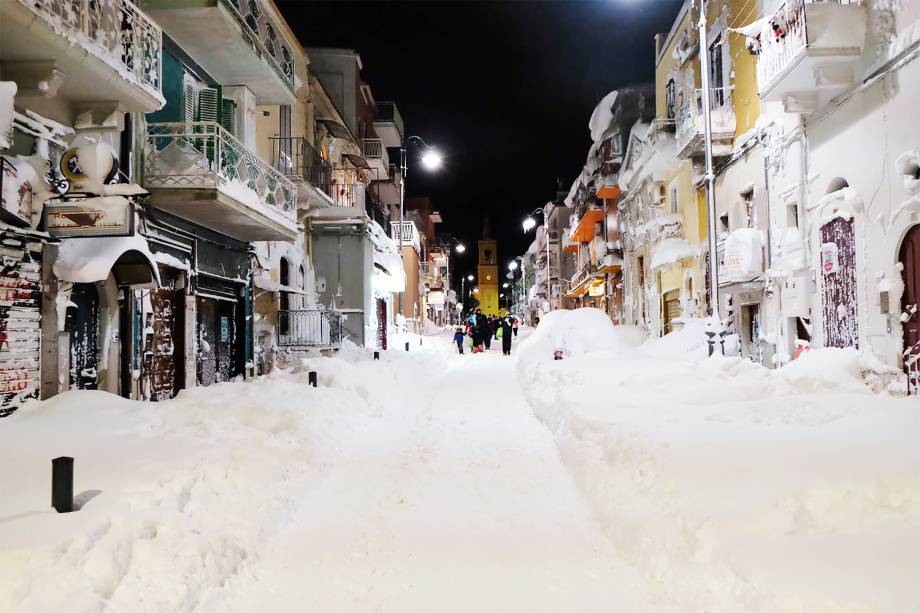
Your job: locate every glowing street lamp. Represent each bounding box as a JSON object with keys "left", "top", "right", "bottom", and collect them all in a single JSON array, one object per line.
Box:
[
  {"left": 467, "top": 274, "right": 474, "bottom": 281},
  {"left": 522, "top": 216, "right": 537, "bottom": 233},
  {"left": 421, "top": 149, "right": 443, "bottom": 171},
  {"left": 399, "top": 135, "right": 442, "bottom": 316},
  {"left": 508, "top": 261, "right": 518, "bottom": 272}
]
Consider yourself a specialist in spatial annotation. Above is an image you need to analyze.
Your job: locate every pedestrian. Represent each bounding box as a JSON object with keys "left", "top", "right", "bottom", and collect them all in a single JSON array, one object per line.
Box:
[
  {"left": 512, "top": 316, "right": 519, "bottom": 337},
  {"left": 454, "top": 326, "right": 465, "bottom": 354},
  {"left": 500, "top": 314, "right": 514, "bottom": 355},
  {"left": 483, "top": 316, "right": 493, "bottom": 350},
  {"left": 471, "top": 309, "right": 483, "bottom": 353}
]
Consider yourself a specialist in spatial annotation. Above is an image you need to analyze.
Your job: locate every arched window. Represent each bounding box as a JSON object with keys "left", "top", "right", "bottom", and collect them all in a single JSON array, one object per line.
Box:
[
  {"left": 826, "top": 177, "right": 849, "bottom": 194},
  {"left": 298, "top": 265, "right": 305, "bottom": 308}
]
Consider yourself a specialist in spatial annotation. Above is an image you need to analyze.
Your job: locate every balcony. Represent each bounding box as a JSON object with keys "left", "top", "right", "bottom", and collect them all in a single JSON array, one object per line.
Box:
[
  {"left": 1, "top": 0, "right": 163, "bottom": 112},
  {"left": 373, "top": 163, "right": 400, "bottom": 205},
  {"left": 756, "top": 0, "right": 867, "bottom": 113},
  {"left": 142, "top": 0, "right": 294, "bottom": 104},
  {"left": 391, "top": 221, "right": 421, "bottom": 252},
  {"left": 569, "top": 206, "right": 605, "bottom": 244},
  {"left": 675, "top": 88, "right": 736, "bottom": 160},
  {"left": 144, "top": 121, "right": 297, "bottom": 241},
  {"left": 270, "top": 136, "right": 334, "bottom": 209},
  {"left": 373, "top": 101, "right": 404, "bottom": 148},
  {"left": 362, "top": 138, "right": 390, "bottom": 179}
]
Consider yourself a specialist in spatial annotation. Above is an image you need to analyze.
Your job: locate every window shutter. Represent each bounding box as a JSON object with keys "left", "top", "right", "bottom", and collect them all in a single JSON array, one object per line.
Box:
[
  {"left": 183, "top": 80, "right": 196, "bottom": 124},
  {"left": 220, "top": 98, "right": 237, "bottom": 136},
  {"left": 197, "top": 86, "right": 221, "bottom": 124}
]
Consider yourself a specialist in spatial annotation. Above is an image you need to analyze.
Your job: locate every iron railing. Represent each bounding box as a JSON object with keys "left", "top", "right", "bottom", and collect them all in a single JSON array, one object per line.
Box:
[
  {"left": 269, "top": 136, "right": 333, "bottom": 198},
  {"left": 277, "top": 309, "right": 343, "bottom": 348},
  {"left": 391, "top": 221, "right": 421, "bottom": 251},
  {"left": 375, "top": 101, "right": 404, "bottom": 136},
  {"left": 18, "top": 0, "right": 162, "bottom": 98},
  {"left": 361, "top": 138, "right": 389, "bottom": 168},
  {"left": 145, "top": 122, "right": 296, "bottom": 218},
  {"left": 675, "top": 87, "right": 734, "bottom": 154},
  {"left": 219, "top": 0, "right": 294, "bottom": 90}
]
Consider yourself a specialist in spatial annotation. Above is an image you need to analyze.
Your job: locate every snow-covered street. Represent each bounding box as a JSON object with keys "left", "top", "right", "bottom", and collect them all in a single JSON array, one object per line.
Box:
[
  {"left": 2, "top": 312, "right": 920, "bottom": 613},
  {"left": 0, "top": 329, "right": 642, "bottom": 613}
]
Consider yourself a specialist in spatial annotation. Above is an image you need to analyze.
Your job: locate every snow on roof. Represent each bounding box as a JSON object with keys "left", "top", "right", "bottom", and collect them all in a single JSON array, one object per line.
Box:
[
  {"left": 53, "top": 235, "right": 160, "bottom": 287},
  {"left": 153, "top": 251, "right": 190, "bottom": 272},
  {"left": 589, "top": 90, "right": 619, "bottom": 142},
  {"left": 649, "top": 238, "right": 700, "bottom": 270},
  {"left": 253, "top": 272, "right": 305, "bottom": 294}
]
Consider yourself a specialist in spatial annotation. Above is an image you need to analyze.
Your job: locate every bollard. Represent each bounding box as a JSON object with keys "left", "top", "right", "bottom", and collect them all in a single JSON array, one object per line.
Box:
[
  {"left": 405, "top": 342, "right": 410, "bottom": 352},
  {"left": 420, "top": 338, "right": 423, "bottom": 346},
  {"left": 52, "top": 456, "right": 74, "bottom": 513},
  {"left": 308, "top": 371, "right": 317, "bottom": 387},
  {"left": 553, "top": 350, "right": 563, "bottom": 361},
  {"left": 373, "top": 351, "right": 379, "bottom": 360}
]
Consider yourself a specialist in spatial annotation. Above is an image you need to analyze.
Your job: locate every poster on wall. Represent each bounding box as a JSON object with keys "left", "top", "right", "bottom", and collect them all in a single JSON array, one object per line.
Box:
[
  {"left": 820, "top": 242, "right": 839, "bottom": 274},
  {"left": 0, "top": 156, "right": 33, "bottom": 227}
]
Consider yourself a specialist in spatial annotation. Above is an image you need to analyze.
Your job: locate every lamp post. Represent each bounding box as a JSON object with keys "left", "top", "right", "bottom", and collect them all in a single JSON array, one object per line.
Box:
[
  {"left": 399, "top": 135, "right": 442, "bottom": 316},
  {"left": 523, "top": 207, "right": 551, "bottom": 311},
  {"left": 461, "top": 274, "right": 474, "bottom": 316},
  {"left": 445, "top": 240, "right": 465, "bottom": 324}
]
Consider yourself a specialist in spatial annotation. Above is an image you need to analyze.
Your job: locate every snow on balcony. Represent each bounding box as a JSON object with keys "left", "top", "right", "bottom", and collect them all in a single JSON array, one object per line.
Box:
[
  {"left": 756, "top": 0, "right": 867, "bottom": 112},
  {"left": 2, "top": 0, "right": 164, "bottom": 111},
  {"left": 391, "top": 221, "right": 421, "bottom": 252},
  {"left": 144, "top": 121, "right": 298, "bottom": 241},
  {"left": 675, "top": 88, "right": 736, "bottom": 160},
  {"left": 143, "top": 0, "right": 294, "bottom": 104}
]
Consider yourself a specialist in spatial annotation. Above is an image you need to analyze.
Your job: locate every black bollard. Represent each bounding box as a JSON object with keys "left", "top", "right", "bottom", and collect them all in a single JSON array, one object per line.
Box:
[
  {"left": 52, "top": 456, "right": 74, "bottom": 513},
  {"left": 308, "top": 371, "right": 317, "bottom": 387},
  {"left": 405, "top": 342, "right": 409, "bottom": 352},
  {"left": 373, "top": 351, "right": 379, "bottom": 360}
]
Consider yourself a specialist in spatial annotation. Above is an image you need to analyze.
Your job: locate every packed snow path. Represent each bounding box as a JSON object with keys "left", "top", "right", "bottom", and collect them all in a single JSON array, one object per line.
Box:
[{"left": 209, "top": 348, "right": 644, "bottom": 612}]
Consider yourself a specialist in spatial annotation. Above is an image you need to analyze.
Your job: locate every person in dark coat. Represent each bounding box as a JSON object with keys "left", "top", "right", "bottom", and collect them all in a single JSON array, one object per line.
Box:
[
  {"left": 500, "top": 315, "right": 514, "bottom": 355},
  {"left": 483, "top": 316, "right": 493, "bottom": 350},
  {"left": 512, "top": 316, "right": 519, "bottom": 337}
]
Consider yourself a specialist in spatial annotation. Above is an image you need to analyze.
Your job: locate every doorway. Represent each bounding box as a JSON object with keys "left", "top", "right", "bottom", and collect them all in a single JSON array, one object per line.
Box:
[
  {"left": 196, "top": 296, "right": 237, "bottom": 385},
  {"left": 820, "top": 217, "right": 858, "bottom": 348},
  {"left": 899, "top": 224, "right": 920, "bottom": 390},
  {"left": 68, "top": 283, "right": 99, "bottom": 390}
]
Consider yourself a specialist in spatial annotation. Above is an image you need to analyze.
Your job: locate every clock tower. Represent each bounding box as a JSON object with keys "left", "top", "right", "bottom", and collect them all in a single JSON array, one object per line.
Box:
[{"left": 476, "top": 217, "right": 500, "bottom": 315}]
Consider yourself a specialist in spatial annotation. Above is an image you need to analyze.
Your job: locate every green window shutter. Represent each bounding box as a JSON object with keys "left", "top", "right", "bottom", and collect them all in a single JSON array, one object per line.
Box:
[
  {"left": 220, "top": 98, "right": 237, "bottom": 136},
  {"left": 197, "top": 86, "right": 220, "bottom": 124}
]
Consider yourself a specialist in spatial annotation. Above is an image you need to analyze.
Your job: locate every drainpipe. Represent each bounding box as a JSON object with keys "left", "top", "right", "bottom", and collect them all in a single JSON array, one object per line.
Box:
[{"left": 698, "top": 0, "right": 720, "bottom": 319}]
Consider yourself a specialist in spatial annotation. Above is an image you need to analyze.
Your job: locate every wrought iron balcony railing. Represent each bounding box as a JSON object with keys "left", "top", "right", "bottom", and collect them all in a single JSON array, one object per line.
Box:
[
  {"left": 270, "top": 136, "right": 333, "bottom": 198},
  {"left": 18, "top": 0, "right": 162, "bottom": 97},
  {"left": 675, "top": 87, "right": 736, "bottom": 158},
  {"left": 220, "top": 0, "right": 294, "bottom": 90},
  {"left": 145, "top": 121, "right": 296, "bottom": 218},
  {"left": 391, "top": 221, "right": 421, "bottom": 251},
  {"left": 277, "top": 309, "right": 343, "bottom": 348}
]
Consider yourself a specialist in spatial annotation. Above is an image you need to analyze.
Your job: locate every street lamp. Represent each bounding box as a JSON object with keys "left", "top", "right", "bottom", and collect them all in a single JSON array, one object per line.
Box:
[
  {"left": 523, "top": 207, "right": 551, "bottom": 310},
  {"left": 455, "top": 243, "right": 466, "bottom": 254},
  {"left": 508, "top": 261, "right": 518, "bottom": 272},
  {"left": 697, "top": 0, "right": 720, "bottom": 325},
  {"left": 399, "top": 134, "right": 442, "bottom": 316},
  {"left": 461, "top": 274, "right": 475, "bottom": 315},
  {"left": 444, "top": 238, "right": 466, "bottom": 324}
]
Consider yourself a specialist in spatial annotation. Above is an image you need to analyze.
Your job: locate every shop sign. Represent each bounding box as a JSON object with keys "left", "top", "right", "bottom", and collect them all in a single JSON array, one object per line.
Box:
[{"left": 45, "top": 200, "right": 134, "bottom": 238}]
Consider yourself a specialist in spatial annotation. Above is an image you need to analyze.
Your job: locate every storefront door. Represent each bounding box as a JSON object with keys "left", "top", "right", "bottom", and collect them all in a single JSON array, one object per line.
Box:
[
  {"left": 899, "top": 224, "right": 920, "bottom": 390},
  {"left": 68, "top": 283, "right": 99, "bottom": 390}
]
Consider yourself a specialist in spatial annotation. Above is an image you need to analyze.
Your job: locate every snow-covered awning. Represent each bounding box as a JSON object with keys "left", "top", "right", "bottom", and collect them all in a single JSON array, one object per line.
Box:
[
  {"left": 53, "top": 235, "right": 160, "bottom": 288},
  {"left": 373, "top": 249, "right": 406, "bottom": 293}
]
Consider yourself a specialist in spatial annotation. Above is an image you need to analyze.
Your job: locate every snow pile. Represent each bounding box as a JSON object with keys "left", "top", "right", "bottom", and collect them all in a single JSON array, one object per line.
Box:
[
  {"left": 649, "top": 237, "right": 700, "bottom": 270},
  {"left": 516, "top": 311, "right": 920, "bottom": 612},
  {"left": 588, "top": 90, "right": 619, "bottom": 142},
  {"left": 53, "top": 235, "right": 161, "bottom": 287}
]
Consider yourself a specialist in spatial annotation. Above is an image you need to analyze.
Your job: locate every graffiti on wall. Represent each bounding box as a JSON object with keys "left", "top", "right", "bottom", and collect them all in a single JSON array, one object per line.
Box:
[{"left": 0, "top": 244, "right": 41, "bottom": 418}]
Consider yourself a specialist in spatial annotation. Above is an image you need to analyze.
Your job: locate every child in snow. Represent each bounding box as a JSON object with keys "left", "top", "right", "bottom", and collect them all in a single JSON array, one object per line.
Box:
[{"left": 454, "top": 327, "right": 465, "bottom": 354}]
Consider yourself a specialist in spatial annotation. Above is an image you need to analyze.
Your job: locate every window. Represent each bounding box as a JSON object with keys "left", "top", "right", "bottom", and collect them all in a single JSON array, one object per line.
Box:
[
  {"left": 279, "top": 258, "right": 290, "bottom": 334},
  {"left": 741, "top": 188, "right": 755, "bottom": 228},
  {"left": 709, "top": 35, "right": 725, "bottom": 106},
  {"left": 666, "top": 78, "right": 676, "bottom": 120},
  {"left": 787, "top": 202, "right": 799, "bottom": 229},
  {"left": 669, "top": 183, "right": 679, "bottom": 215}
]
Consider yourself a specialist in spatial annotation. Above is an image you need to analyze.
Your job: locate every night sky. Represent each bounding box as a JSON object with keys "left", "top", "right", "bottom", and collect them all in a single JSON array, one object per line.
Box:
[{"left": 278, "top": 0, "right": 683, "bottom": 283}]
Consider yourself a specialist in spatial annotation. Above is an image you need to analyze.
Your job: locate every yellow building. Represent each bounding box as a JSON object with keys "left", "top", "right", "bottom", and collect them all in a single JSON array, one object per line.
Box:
[{"left": 476, "top": 219, "right": 500, "bottom": 315}]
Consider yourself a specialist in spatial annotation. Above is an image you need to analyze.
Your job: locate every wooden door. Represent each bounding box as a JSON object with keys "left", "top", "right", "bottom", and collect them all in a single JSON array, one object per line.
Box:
[
  {"left": 376, "top": 298, "right": 387, "bottom": 350},
  {"left": 662, "top": 289, "right": 680, "bottom": 335},
  {"left": 68, "top": 283, "right": 99, "bottom": 390},
  {"left": 196, "top": 297, "right": 217, "bottom": 386},
  {"left": 820, "top": 217, "right": 858, "bottom": 348},
  {"left": 899, "top": 225, "right": 920, "bottom": 390},
  {"left": 149, "top": 288, "right": 184, "bottom": 400}
]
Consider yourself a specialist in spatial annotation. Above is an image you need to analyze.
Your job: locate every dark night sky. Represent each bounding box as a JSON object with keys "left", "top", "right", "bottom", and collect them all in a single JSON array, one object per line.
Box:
[{"left": 278, "top": 0, "right": 683, "bottom": 282}]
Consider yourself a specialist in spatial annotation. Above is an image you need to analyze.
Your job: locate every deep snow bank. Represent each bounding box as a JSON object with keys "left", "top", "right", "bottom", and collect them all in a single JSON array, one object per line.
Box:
[
  {"left": 516, "top": 311, "right": 920, "bottom": 612},
  {"left": 0, "top": 348, "right": 444, "bottom": 613}
]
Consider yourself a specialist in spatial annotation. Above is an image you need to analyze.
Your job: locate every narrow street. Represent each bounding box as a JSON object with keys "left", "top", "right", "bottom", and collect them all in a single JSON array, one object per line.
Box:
[{"left": 207, "top": 341, "right": 644, "bottom": 612}]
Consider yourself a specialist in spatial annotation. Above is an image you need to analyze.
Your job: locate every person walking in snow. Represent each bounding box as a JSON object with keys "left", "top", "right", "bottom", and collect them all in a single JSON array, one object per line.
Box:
[
  {"left": 512, "top": 316, "right": 519, "bottom": 337},
  {"left": 483, "top": 316, "right": 493, "bottom": 351},
  {"left": 454, "top": 326, "right": 466, "bottom": 354},
  {"left": 500, "top": 315, "right": 514, "bottom": 355}
]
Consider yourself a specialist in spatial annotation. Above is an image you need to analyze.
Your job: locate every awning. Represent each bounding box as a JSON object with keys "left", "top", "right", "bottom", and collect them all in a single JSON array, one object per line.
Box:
[
  {"left": 343, "top": 153, "right": 371, "bottom": 170},
  {"left": 597, "top": 184, "right": 621, "bottom": 200},
  {"left": 317, "top": 118, "right": 352, "bottom": 140},
  {"left": 53, "top": 235, "right": 160, "bottom": 288}
]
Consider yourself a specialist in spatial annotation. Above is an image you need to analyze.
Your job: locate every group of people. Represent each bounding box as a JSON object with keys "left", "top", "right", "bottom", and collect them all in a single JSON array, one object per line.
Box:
[{"left": 454, "top": 309, "right": 519, "bottom": 356}]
